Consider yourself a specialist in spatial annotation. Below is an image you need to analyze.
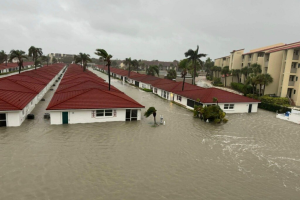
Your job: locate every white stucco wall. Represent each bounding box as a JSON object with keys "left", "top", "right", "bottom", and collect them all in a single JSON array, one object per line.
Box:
[
  {"left": 6, "top": 112, "right": 21, "bottom": 127},
  {"left": 50, "top": 109, "right": 142, "bottom": 125}
]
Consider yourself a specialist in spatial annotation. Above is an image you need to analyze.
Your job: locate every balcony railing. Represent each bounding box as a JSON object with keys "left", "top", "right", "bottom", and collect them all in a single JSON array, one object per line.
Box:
[
  {"left": 289, "top": 81, "right": 295, "bottom": 86},
  {"left": 293, "top": 55, "right": 299, "bottom": 60},
  {"left": 290, "top": 67, "right": 297, "bottom": 73}
]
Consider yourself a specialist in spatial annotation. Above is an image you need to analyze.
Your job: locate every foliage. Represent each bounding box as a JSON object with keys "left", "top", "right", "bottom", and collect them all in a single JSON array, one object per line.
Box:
[
  {"left": 258, "top": 103, "right": 291, "bottom": 113},
  {"left": 9, "top": 50, "right": 28, "bottom": 74},
  {"left": 184, "top": 45, "right": 206, "bottom": 85},
  {"left": 166, "top": 69, "right": 177, "bottom": 80},
  {"left": 260, "top": 96, "right": 290, "bottom": 106},
  {"left": 231, "top": 82, "right": 252, "bottom": 95},
  {"left": 212, "top": 77, "right": 222, "bottom": 86},
  {"left": 194, "top": 105, "right": 228, "bottom": 123},
  {"left": 52, "top": 57, "right": 57, "bottom": 63},
  {"left": 28, "top": 46, "right": 43, "bottom": 62},
  {"left": 95, "top": 49, "right": 113, "bottom": 91},
  {"left": 221, "top": 66, "right": 230, "bottom": 86},
  {"left": 74, "top": 53, "right": 92, "bottom": 71},
  {"left": 142, "top": 88, "right": 153, "bottom": 92},
  {"left": 146, "top": 65, "right": 159, "bottom": 76},
  {"left": 144, "top": 107, "right": 157, "bottom": 117},
  {"left": 0, "top": 50, "right": 8, "bottom": 65}
]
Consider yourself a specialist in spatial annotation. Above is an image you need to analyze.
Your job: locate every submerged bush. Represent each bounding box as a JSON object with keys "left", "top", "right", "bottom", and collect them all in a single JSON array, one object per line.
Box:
[{"left": 194, "top": 105, "right": 227, "bottom": 123}]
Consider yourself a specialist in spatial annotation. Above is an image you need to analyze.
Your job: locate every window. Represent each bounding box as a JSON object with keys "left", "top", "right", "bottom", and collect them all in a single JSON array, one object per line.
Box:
[
  {"left": 224, "top": 104, "right": 234, "bottom": 110},
  {"left": 96, "top": 110, "right": 113, "bottom": 117},
  {"left": 258, "top": 53, "right": 264, "bottom": 57},
  {"left": 294, "top": 50, "right": 299, "bottom": 55},
  {"left": 296, "top": 77, "right": 298, "bottom": 81},
  {"left": 294, "top": 90, "right": 296, "bottom": 94}
]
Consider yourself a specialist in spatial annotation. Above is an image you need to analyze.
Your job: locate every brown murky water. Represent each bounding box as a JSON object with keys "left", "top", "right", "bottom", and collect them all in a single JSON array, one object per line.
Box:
[{"left": 0, "top": 69, "right": 300, "bottom": 199}]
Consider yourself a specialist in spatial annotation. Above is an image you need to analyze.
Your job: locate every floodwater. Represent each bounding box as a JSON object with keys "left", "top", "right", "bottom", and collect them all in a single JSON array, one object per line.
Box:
[{"left": 0, "top": 69, "right": 300, "bottom": 200}]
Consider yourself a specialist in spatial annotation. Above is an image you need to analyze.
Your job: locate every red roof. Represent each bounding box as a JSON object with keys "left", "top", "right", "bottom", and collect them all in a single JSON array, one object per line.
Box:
[
  {"left": 0, "top": 62, "right": 34, "bottom": 70},
  {"left": 47, "top": 64, "right": 144, "bottom": 110},
  {"left": 0, "top": 63, "right": 65, "bottom": 111},
  {"left": 175, "top": 88, "right": 260, "bottom": 103}
]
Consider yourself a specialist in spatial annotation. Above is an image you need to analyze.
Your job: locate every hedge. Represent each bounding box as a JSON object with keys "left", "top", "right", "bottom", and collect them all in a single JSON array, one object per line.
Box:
[
  {"left": 258, "top": 102, "right": 291, "bottom": 113},
  {"left": 142, "top": 88, "right": 153, "bottom": 92},
  {"left": 231, "top": 82, "right": 252, "bottom": 95}
]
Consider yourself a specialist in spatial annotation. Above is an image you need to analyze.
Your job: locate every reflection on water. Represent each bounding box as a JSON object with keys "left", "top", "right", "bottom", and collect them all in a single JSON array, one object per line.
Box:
[{"left": 0, "top": 70, "right": 299, "bottom": 199}]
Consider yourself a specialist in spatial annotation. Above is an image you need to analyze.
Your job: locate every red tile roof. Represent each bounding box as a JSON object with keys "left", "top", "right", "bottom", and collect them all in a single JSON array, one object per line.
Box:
[
  {"left": 175, "top": 88, "right": 260, "bottom": 103},
  {"left": 47, "top": 64, "right": 144, "bottom": 110},
  {"left": 0, "top": 64, "right": 65, "bottom": 111}
]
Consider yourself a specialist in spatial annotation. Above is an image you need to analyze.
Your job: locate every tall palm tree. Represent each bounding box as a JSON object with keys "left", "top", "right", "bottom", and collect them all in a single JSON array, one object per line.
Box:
[
  {"left": 251, "top": 63, "right": 262, "bottom": 75},
  {"left": 178, "top": 59, "right": 191, "bottom": 91},
  {"left": 132, "top": 59, "right": 139, "bottom": 73},
  {"left": 216, "top": 67, "right": 222, "bottom": 78},
  {"left": 262, "top": 73, "right": 273, "bottom": 95},
  {"left": 0, "top": 50, "right": 8, "bottom": 66},
  {"left": 75, "top": 53, "right": 92, "bottom": 72},
  {"left": 146, "top": 65, "right": 159, "bottom": 77},
  {"left": 95, "top": 49, "right": 113, "bottom": 91},
  {"left": 255, "top": 74, "right": 265, "bottom": 96},
  {"left": 184, "top": 45, "right": 207, "bottom": 85},
  {"left": 245, "top": 74, "right": 258, "bottom": 95},
  {"left": 9, "top": 50, "right": 28, "bottom": 74},
  {"left": 124, "top": 57, "right": 132, "bottom": 77},
  {"left": 28, "top": 46, "right": 43, "bottom": 65},
  {"left": 221, "top": 66, "right": 230, "bottom": 87}
]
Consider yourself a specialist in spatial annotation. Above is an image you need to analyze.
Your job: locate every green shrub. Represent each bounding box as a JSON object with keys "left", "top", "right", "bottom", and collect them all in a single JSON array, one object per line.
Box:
[
  {"left": 223, "top": 118, "right": 228, "bottom": 123},
  {"left": 259, "top": 96, "right": 289, "bottom": 106},
  {"left": 214, "top": 119, "right": 221, "bottom": 123},
  {"left": 142, "top": 88, "right": 153, "bottom": 92},
  {"left": 258, "top": 103, "right": 291, "bottom": 113},
  {"left": 246, "top": 94, "right": 259, "bottom": 99},
  {"left": 231, "top": 82, "right": 252, "bottom": 95}
]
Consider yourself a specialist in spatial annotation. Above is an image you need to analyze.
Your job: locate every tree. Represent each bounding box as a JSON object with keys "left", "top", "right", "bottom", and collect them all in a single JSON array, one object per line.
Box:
[
  {"left": 178, "top": 59, "right": 191, "bottom": 91},
  {"left": 251, "top": 63, "right": 262, "bottom": 75},
  {"left": 28, "top": 46, "right": 43, "bottom": 68},
  {"left": 52, "top": 57, "right": 57, "bottom": 64},
  {"left": 245, "top": 74, "right": 258, "bottom": 95},
  {"left": 74, "top": 53, "right": 92, "bottom": 72},
  {"left": 213, "top": 97, "right": 218, "bottom": 105},
  {"left": 204, "top": 57, "right": 214, "bottom": 78},
  {"left": 41, "top": 55, "right": 50, "bottom": 66},
  {"left": 9, "top": 50, "right": 28, "bottom": 74},
  {"left": 166, "top": 69, "right": 177, "bottom": 80},
  {"left": 95, "top": 49, "right": 113, "bottom": 91},
  {"left": 221, "top": 66, "right": 230, "bottom": 87},
  {"left": 262, "top": 73, "right": 273, "bottom": 95},
  {"left": 34, "top": 59, "right": 42, "bottom": 69},
  {"left": 144, "top": 107, "right": 157, "bottom": 125},
  {"left": 146, "top": 65, "right": 159, "bottom": 76},
  {"left": 0, "top": 50, "right": 8, "bottom": 66},
  {"left": 241, "top": 67, "right": 252, "bottom": 80},
  {"left": 132, "top": 59, "right": 139, "bottom": 73},
  {"left": 184, "top": 45, "right": 206, "bottom": 85},
  {"left": 231, "top": 69, "right": 241, "bottom": 83},
  {"left": 124, "top": 57, "right": 132, "bottom": 77}
]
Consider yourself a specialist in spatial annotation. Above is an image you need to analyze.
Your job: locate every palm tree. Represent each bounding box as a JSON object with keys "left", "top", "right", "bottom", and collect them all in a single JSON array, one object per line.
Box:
[
  {"left": 52, "top": 57, "right": 58, "bottom": 64},
  {"left": 241, "top": 66, "right": 252, "bottom": 80},
  {"left": 144, "top": 107, "right": 157, "bottom": 125},
  {"left": 9, "top": 50, "right": 28, "bottom": 74},
  {"left": 178, "top": 59, "right": 191, "bottom": 91},
  {"left": 146, "top": 65, "right": 159, "bottom": 77},
  {"left": 245, "top": 74, "right": 258, "bottom": 95},
  {"left": 132, "top": 59, "right": 139, "bottom": 73},
  {"left": 216, "top": 67, "right": 222, "bottom": 78},
  {"left": 255, "top": 74, "right": 265, "bottom": 96},
  {"left": 184, "top": 45, "right": 207, "bottom": 85},
  {"left": 74, "top": 53, "right": 92, "bottom": 72},
  {"left": 0, "top": 50, "right": 8, "bottom": 66},
  {"left": 95, "top": 49, "right": 113, "bottom": 91},
  {"left": 34, "top": 59, "right": 42, "bottom": 69},
  {"left": 124, "top": 57, "right": 133, "bottom": 77},
  {"left": 41, "top": 55, "right": 50, "bottom": 66},
  {"left": 231, "top": 69, "right": 241, "bottom": 83},
  {"left": 251, "top": 63, "right": 262, "bottom": 75},
  {"left": 262, "top": 73, "right": 273, "bottom": 95},
  {"left": 221, "top": 66, "right": 230, "bottom": 87},
  {"left": 28, "top": 46, "right": 43, "bottom": 68},
  {"left": 213, "top": 97, "right": 218, "bottom": 105}
]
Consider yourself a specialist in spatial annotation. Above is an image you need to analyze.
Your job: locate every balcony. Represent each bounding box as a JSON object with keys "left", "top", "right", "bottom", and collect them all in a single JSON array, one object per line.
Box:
[
  {"left": 289, "top": 81, "right": 295, "bottom": 86},
  {"left": 293, "top": 55, "right": 299, "bottom": 60},
  {"left": 290, "top": 67, "right": 297, "bottom": 73}
]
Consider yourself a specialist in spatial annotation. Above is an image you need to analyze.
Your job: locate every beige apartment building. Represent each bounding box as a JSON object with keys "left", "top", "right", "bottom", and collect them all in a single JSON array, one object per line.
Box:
[{"left": 214, "top": 41, "right": 300, "bottom": 106}]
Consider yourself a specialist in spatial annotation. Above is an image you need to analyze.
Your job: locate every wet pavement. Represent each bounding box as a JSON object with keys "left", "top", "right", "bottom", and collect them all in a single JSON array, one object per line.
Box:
[{"left": 0, "top": 69, "right": 299, "bottom": 199}]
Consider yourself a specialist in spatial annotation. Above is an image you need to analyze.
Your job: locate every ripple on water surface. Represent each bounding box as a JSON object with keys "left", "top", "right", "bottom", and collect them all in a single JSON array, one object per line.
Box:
[{"left": 0, "top": 72, "right": 300, "bottom": 199}]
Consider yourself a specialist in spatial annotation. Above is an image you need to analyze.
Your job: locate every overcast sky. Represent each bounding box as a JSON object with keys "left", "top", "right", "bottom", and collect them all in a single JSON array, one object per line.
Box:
[{"left": 1, "top": 0, "right": 299, "bottom": 61}]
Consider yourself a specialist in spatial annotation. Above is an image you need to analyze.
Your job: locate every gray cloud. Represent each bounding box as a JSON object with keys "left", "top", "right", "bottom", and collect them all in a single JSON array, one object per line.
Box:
[{"left": 1, "top": 0, "right": 299, "bottom": 61}]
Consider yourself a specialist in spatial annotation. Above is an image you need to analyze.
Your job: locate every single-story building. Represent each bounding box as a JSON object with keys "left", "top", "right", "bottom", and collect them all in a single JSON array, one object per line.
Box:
[{"left": 47, "top": 64, "right": 145, "bottom": 125}]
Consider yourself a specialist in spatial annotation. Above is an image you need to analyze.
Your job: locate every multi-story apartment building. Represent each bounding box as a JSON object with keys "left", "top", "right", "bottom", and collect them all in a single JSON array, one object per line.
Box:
[
  {"left": 48, "top": 53, "right": 75, "bottom": 63},
  {"left": 214, "top": 41, "right": 300, "bottom": 106}
]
